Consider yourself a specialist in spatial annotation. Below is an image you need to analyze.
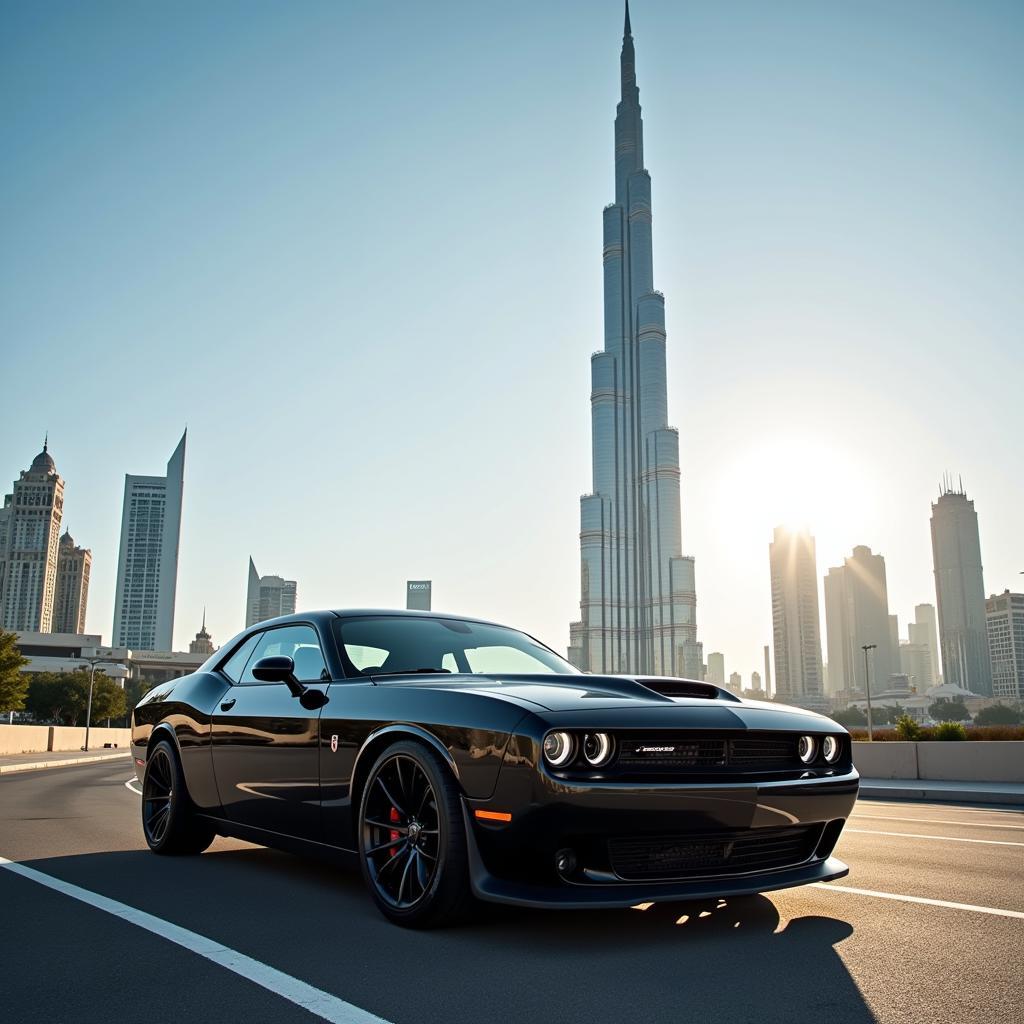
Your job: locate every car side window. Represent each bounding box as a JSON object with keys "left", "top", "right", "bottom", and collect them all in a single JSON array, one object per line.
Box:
[
  {"left": 220, "top": 633, "right": 263, "bottom": 683},
  {"left": 240, "top": 625, "right": 327, "bottom": 685}
]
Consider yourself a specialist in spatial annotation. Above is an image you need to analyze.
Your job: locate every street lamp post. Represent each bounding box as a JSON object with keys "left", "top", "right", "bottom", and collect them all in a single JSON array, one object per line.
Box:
[
  {"left": 79, "top": 655, "right": 128, "bottom": 751},
  {"left": 861, "top": 643, "right": 877, "bottom": 741}
]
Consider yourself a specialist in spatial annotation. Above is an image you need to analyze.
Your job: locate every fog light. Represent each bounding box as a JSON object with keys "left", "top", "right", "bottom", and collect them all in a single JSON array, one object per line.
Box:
[
  {"left": 555, "top": 848, "right": 577, "bottom": 876},
  {"left": 583, "top": 732, "right": 614, "bottom": 766},
  {"left": 543, "top": 731, "right": 575, "bottom": 767},
  {"left": 797, "top": 735, "right": 816, "bottom": 763},
  {"left": 823, "top": 735, "right": 840, "bottom": 763}
]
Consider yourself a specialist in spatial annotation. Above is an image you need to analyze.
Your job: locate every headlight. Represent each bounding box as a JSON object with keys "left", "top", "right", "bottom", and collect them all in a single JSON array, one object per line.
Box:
[
  {"left": 582, "top": 732, "right": 614, "bottom": 767},
  {"left": 797, "top": 735, "right": 816, "bottom": 763},
  {"left": 822, "top": 735, "right": 840, "bottom": 763},
  {"left": 543, "top": 731, "right": 575, "bottom": 767}
]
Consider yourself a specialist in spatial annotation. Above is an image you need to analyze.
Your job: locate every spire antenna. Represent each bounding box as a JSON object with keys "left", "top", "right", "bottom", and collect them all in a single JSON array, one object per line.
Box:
[
  {"left": 43, "top": 431, "right": 48, "bottom": 453},
  {"left": 624, "top": 0, "right": 632, "bottom": 37}
]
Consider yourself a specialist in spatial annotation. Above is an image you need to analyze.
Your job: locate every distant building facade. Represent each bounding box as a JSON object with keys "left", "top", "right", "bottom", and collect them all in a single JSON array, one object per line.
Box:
[
  {"left": 246, "top": 557, "right": 297, "bottom": 627},
  {"left": 728, "top": 671, "right": 742, "bottom": 693},
  {"left": 406, "top": 581, "right": 432, "bottom": 612},
  {"left": 763, "top": 644, "right": 772, "bottom": 698},
  {"left": 986, "top": 591, "right": 1024, "bottom": 700},
  {"left": 567, "top": 8, "right": 701, "bottom": 678},
  {"left": 769, "top": 526, "right": 824, "bottom": 707},
  {"left": 930, "top": 485, "right": 992, "bottom": 695},
  {"left": 706, "top": 652, "right": 725, "bottom": 687},
  {"left": 751, "top": 670, "right": 762, "bottom": 692},
  {"left": 112, "top": 431, "right": 186, "bottom": 651},
  {"left": 824, "top": 546, "right": 898, "bottom": 698},
  {"left": 0, "top": 441, "right": 64, "bottom": 633},
  {"left": 52, "top": 531, "right": 91, "bottom": 634},
  {"left": 899, "top": 640, "right": 935, "bottom": 692}
]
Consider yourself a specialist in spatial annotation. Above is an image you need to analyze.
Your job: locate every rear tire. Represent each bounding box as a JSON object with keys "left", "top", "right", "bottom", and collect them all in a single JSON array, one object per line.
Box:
[
  {"left": 358, "top": 740, "right": 476, "bottom": 928},
  {"left": 142, "top": 738, "right": 216, "bottom": 855}
]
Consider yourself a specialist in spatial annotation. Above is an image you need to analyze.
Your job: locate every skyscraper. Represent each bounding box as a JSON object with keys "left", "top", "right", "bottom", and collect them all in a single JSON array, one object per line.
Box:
[
  {"left": 406, "top": 581, "right": 432, "bottom": 611},
  {"left": 246, "top": 557, "right": 297, "bottom": 627},
  {"left": 52, "top": 531, "right": 91, "bottom": 634},
  {"left": 930, "top": 483, "right": 992, "bottom": 695},
  {"left": 763, "top": 644, "right": 772, "bottom": 697},
  {"left": 112, "top": 431, "right": 186, "bottom": 651},
  {"left": 985, "top": 591, "right": 1024, "bottom": 700},
  {"left": 706, "top": 651, "right": 725, "bottom": 687},
  {"left": 568, "top": 4, "right": 701, "bottom": 678},
  {"left": 823, "top": 546, "right": 898, "bottom": 697},
  {"left": 769, "top": 526, "right": 824, "bottom": 707},
  {"left": 911, "top": 603, "right": 941, "bottom": 685},
  {"left": 0, "top": 440, "right": 64, "bottom": 633}
]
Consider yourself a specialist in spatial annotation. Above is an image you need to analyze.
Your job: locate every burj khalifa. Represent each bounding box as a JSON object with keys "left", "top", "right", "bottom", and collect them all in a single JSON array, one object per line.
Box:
[{"left": 568, "top": 3, "right": 702, "bottom": 679}]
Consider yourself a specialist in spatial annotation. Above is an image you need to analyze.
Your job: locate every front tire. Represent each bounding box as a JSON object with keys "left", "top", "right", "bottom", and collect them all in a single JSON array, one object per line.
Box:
[
  {"left": 358, "top": 740, "right": 475, "bottom": 928},
  {"left": 142, "top": 738, "right": 216, "bottom": 855}
]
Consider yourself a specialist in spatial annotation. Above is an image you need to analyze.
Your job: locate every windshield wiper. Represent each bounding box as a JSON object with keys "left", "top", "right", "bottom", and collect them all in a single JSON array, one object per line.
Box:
[{"left": 369, "top": 668, "right": 453, "bottom": 676}]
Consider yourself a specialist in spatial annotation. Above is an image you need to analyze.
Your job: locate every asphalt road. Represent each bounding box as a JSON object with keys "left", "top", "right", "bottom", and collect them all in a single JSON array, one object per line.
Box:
[{"left": 1, "top": 760, "right": 1021, "bottom": 1024}]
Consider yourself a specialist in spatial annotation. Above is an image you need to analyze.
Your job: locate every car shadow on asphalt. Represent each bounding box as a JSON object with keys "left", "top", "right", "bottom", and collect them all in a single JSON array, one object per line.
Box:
[{"left": 25, "top": 841, "right": 878, "bottom": 1024}]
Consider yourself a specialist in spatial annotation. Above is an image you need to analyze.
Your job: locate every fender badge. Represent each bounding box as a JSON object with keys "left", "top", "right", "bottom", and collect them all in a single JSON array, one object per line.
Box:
[{"left": 330, "top": 734, "right": 339, "bottom": 753}]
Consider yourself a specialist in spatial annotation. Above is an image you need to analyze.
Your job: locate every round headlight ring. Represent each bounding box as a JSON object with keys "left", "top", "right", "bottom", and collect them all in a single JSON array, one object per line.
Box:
[
  {"left": 582, "top": 732, "right": 614, "bottom": 767},
  {"left": 543, "top": 731, "right": 575, "bottom": 767},
  {"left": 797, "top": 735, "right": 817, "bottom": 764},
  {"left": 823, "top": 735, "right": 840, "bottom": 763}
]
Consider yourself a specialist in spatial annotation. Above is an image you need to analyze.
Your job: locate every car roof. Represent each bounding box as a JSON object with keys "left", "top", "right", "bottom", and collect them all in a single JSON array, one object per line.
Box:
[{"left": 244, "top": 608, "right": 507, "bottom": 631}]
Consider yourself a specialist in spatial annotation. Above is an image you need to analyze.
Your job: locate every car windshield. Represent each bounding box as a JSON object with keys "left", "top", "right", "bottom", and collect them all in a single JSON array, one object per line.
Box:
[{"left": 334, "top": 616, "right": 578, "bottom": 678}]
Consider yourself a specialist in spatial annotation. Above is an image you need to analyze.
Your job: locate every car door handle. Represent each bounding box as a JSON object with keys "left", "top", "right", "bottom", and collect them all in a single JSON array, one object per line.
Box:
[{"left": 220, "top": 698, "right": 236, "bottom": 711}]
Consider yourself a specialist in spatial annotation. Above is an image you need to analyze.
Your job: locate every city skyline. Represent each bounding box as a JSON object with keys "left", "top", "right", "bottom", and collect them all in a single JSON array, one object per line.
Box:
[{"left": 2, "top": 1, "right": 1021, "bottom": 667}]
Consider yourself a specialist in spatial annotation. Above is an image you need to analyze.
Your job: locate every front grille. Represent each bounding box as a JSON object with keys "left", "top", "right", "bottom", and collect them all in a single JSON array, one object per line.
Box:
[
  {"left": 615, "top": 733, "right": 798, "bottom": 773},
  {"left": 608, "top": 824, "right": 822, "bottom": 881}
]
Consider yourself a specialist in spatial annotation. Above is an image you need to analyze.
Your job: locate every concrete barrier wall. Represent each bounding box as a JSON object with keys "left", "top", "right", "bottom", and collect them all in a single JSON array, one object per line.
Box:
[
  {"left": 0, "top": 724, "right": 131, "bottom": 754},
  {"left": 854, "top": 740, "right": 1024, "bottom": 783},
  {"left": 0, "top": 724, "right": 52, "bottom": 754},
  {"left": 48, "top": 726, "right": 131, "bottom": 752}
]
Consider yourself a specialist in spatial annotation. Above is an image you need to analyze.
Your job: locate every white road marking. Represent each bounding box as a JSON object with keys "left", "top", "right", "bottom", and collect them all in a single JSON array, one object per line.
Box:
[
  {"left": 0, "top": 856, "right": 392, "bottom": 1024},
  {"left": 844, "top": 827, "right": 1024, "bottom": 848},
  {"left": 124, "top": 777, "right": 143, "bottom": 796},
  {"left": 812, "top": 883, "right": 1024, "bottom": 920},
  {"left": 851, "top": 813, "right": 1024, "bottom": 831}
]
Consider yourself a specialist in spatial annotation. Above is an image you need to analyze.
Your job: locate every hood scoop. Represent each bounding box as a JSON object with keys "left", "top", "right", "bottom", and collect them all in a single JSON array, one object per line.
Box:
[{"left": 635, "top": 677, "right": 742, "bottom": 703}]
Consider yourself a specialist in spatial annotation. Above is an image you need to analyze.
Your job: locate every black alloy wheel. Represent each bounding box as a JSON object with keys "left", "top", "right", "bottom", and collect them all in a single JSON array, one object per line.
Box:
[
  {"left": 141, "top": 738, "right": 216, "bottom": 855},
  {"left": 358, "top": 740, "right": 475, "bottom": 927}
]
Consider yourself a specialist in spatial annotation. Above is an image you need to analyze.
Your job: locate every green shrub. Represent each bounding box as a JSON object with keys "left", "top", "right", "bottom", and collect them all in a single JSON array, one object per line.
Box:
[
  {"left": 934, "top": 721, "right": 967, "bottom": 741},
  {"left": 895, "top": 714, "right": 922, "bottom": 741},
  {"left": 974, "top": 704, "right": 1023, "bottom": 726}
]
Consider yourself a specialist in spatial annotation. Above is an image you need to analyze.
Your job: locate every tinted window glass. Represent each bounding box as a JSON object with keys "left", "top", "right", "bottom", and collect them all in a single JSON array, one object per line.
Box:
[
  {"left": 220, "top": 633, "right": 262, "bottom": 683},
  {"left": 334, "top": 617, "right": 577, "bottom": 677},
  {"left": 240, "top": 625, "right": 327, "bottom": 684}
]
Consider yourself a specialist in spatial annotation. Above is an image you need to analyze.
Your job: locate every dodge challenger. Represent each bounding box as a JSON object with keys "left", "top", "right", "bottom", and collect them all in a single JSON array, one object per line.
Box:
[{"left": 131, "top": 610, "right": 858, "bottom": 927}]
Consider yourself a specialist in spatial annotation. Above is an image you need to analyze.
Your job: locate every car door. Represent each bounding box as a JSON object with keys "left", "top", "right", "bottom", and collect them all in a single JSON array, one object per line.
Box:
[{"left": 210, "top": 623, "right": 329, "bottom": 840}]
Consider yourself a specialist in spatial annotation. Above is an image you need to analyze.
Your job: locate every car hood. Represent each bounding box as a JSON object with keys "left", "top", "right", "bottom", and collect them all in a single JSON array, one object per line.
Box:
[{"left": 368, "top": 671, "right": 835, "bottom": 726}]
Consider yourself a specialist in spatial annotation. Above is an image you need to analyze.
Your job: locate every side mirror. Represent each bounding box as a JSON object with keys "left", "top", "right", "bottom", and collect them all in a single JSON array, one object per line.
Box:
[
  {"left": 249, "top": 655, "right": 329, "bottom": 708},
  {"left": 251, "top": 655, "right": 296, "bottom": 684}
]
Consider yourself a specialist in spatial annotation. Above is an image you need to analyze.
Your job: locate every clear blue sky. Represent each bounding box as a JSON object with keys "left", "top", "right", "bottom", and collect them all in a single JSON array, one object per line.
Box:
[{"left": 2, "top": 0, "right": 1021, "bottom": 677}]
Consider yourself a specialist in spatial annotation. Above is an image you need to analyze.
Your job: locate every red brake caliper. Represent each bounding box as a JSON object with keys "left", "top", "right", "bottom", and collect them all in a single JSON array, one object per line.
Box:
[{"left": 389, "top": 806, "right": 400, "bottom": 857}]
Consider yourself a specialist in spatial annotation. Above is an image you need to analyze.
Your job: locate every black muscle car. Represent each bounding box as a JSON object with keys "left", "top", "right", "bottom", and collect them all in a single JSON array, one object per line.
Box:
[{"left": 132, "top": 610, "right": 858, "bottom": 927}]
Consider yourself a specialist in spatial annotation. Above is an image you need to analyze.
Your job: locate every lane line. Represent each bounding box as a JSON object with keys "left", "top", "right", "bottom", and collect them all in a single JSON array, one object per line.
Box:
[
  {"left": 844, "top": 827, "right": 1024, "bottom": 848},
  {"left": 812, "top": 883, "right": 1024, "bottom": 920},
  {"left": 0, "top": 856, "right": 391, "bottom": 1024},
  {"left": 0, "top": 752, "right": 130, "bottom": 775},
  {"left": 851, "top": 813, "right": 1024, "bottom": 831},
  {"left": 125, "top": 777, "right": 142, "bottom": 796}
]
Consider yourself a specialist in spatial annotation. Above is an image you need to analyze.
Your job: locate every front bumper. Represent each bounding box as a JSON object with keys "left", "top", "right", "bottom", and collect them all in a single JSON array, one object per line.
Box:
[{"left": 463, "top": 768, "right": 859, "bottom": 907}]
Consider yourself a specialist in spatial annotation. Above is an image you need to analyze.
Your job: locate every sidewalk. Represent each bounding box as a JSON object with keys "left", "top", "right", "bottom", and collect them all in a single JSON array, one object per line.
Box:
[
  {"left": 0, "top": 748, "right": 132, "bottom": 775},
  {"left": 859, "top": 777, "right": 1024, "bottom": 807}
]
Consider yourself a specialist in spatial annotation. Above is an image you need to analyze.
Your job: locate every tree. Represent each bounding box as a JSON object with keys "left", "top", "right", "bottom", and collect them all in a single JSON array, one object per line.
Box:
[
  {"left": 24, "top": 670, "right": 125, "bottom": 726},
  {"left": 872, "top": 705, "right": 901, "bottom": 726},
  {"left": 929, "top": 698, "right": 971, "bottom": 723},
  {"left": 0, "top": 630, "right": 29, "bottom": 714},
  {"left": 89, "top": 673, "right": 127, "bottom": 723},
  {"left": 974, "top": 704, "right": 1023, "bottom": 726},
  {"left": 831, "top": 706, "right": 867, "bottom": 728}
]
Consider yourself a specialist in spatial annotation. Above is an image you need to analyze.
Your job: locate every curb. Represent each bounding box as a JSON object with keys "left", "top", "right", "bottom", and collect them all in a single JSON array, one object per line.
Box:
[
  {"left": 0, "top": 752, "right": 131, "bottom": 775},
  {"left": 859, "top": 784, "right": 1024, "bottom": 807}
]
